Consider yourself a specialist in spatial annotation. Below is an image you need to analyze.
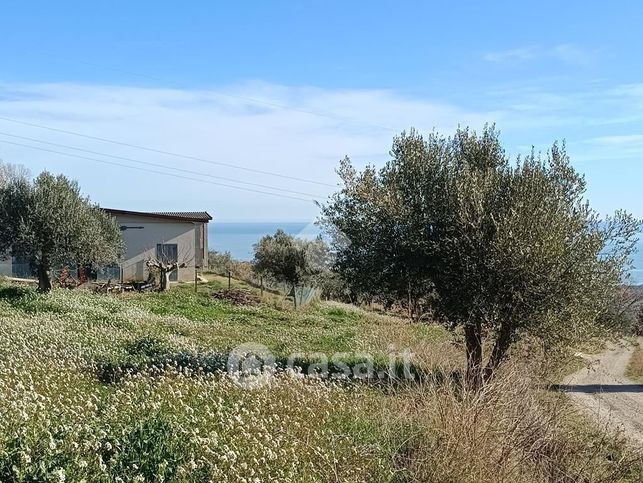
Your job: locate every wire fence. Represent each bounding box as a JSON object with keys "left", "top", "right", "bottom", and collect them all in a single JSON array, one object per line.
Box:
[
  {"left": 210, "top": 265, "right": 322, "bottom": 308},
  {"left": 0, "top": 261, "right": 32, "bottom": 279},
  {"left": 1, "top": 258, "right": 321, "bottom": 306},
  {"left": 257, "top": 278, "right": 322, "bottom": 307},
  {"left": 0, "top": 259, "right": 120, "bottom": 282}
]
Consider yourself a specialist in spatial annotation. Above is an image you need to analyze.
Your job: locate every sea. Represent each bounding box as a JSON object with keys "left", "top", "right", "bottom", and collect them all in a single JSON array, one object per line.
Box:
[
  {"left": 209, "top": 222, "right": 643, "bottom": 285},
  {"left": 208, "top": 222, "right": 321, "bottom": 261}
]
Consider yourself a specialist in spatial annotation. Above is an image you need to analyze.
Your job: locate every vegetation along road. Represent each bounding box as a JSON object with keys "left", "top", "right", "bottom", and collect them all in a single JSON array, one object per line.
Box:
[{"left": 562, "top": 339, "right": 643, "bottom": 443}]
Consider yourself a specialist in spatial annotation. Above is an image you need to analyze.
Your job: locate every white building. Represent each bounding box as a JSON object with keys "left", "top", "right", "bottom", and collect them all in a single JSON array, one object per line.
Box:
[
  {"left": 0, "top": 209, "right": 212, "bottom": 283},
  {"left": 105, "top": 209, "right": 212, "bottom": 283}
]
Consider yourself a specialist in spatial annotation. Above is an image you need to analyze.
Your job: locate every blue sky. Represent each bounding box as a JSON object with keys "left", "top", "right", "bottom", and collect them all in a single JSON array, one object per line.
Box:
[{"left": 1, "top": 1, "right": 642, "bottom": 221}]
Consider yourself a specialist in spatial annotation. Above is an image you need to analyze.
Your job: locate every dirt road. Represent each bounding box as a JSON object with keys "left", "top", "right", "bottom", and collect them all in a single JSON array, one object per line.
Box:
[{"left": 560, "top": 339, "right": 643, "bottom": 443}]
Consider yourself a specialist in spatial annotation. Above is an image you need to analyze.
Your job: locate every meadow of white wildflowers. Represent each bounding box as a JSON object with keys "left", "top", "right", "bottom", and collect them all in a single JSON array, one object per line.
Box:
[
  {"left": 0, "top": 283, "right": 640, "bottom": 482},
  {"left": 0, "top": 286, "right": 398, "bottom": 482}
]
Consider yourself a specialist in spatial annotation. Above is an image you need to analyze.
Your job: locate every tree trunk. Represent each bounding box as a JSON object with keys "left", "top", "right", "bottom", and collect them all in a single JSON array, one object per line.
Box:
[
  {"left": 483, "top": 323, "right": 512, "bottom": 382},
  {"left": 146, "top": 260, "right": 178, "bottom": 292},
  {"left": 37, "top": 263, "right": 52, "bottom": 293},
  {"left": 159, "top": 268, "right": 170, "bottom": 291},
  {"left": 293, "top": 284, "right": 298, "bottom": 308},
  {"left": 464, "top": 320, "right": 483, "bottom": 390}
]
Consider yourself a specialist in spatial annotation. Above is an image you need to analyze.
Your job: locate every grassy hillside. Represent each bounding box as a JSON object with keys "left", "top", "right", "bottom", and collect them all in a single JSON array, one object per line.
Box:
[{"left": 0, "top": 280, "right": 640, "bottom": 482}]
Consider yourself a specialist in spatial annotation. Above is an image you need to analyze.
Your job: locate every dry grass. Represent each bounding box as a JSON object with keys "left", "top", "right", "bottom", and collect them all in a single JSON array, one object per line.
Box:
[
  {"left": 376, "top": 363, "right": 643, "bottom": 483},
  {"left": 626, "top": 343, "right": 643, "bottom": 383}
]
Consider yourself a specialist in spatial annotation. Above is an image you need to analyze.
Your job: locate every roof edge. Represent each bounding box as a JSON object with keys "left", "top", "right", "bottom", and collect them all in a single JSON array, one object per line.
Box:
[{"left": 103, "top": 208, "right": 213, "bottom": 222}]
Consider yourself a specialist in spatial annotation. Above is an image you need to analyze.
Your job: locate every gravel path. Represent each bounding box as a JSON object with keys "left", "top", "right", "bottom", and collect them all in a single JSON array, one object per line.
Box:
[{"left": 560, "top": 339, "right": 643, "bottom": 443}]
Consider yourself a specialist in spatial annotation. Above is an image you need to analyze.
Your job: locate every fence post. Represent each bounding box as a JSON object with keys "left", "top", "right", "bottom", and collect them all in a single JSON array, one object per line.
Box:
[
  {"left": 260, "top": 276, "right": 264, "bottom": 297},
  {"left": 228, "top": 270, "right": 231, "bottom": 290}
]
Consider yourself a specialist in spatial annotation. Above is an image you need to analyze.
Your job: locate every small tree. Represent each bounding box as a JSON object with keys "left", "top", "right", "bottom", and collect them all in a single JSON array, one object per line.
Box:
[
  {"left": 253, "top": 230, "right": 329, "bottom": 307},
  {"left": 0, "top": 161, "right": 30, "bottom": 188},
  {"left": 322, "top": 126, "right": 640, "bottom": 388},
  {"left": 207, "top": 250, "right": 233, "bottom": 275},
  {"left": 146, "top": 250, "right": 190, "bottom": 292},
  {"left": 319, "top": 157, "right": 434, "bottom": 318},
  {"left": 0, "top": 169, "right": 124, "bottom": 292}
]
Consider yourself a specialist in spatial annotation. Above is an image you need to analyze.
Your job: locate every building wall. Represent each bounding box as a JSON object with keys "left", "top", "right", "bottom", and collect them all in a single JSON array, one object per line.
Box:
[
  {"left": 194, "top": 222, "right": 208, "bottom": 268},
  {"left": 116, "top": 214, "right": 205, "bottom": 283},
  {"left": 0, "top": 214, "right": 209, "bottom": 283}
]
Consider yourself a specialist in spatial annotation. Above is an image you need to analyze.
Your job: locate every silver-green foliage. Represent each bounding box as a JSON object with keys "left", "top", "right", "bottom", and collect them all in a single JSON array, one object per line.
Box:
[
  {"left": 0, "top": 166, "right": 124, "bottom": 291},
  {"left": 322, "top": 126, "right": 641, "bottom": 385},
  {"left": 253, "top": 230, "right": 330, "bottom": 307},
  {"left": 207, "top": 250, "right": 233, "bottom": 275},
  {"left": 0, "top": 162, "right": 30, "bottom": 188}
]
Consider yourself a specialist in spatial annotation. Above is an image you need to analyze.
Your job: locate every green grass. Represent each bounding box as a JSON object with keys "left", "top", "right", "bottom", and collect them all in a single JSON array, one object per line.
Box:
[
  {"left": 0, "top": 280, "right": 640, "bottom": 482},
  {"left": 127, "top": 281, "right": 449, "bottom": 357},
  {"left": 0, "top": 281, "right": 412, "bottom": 482}
]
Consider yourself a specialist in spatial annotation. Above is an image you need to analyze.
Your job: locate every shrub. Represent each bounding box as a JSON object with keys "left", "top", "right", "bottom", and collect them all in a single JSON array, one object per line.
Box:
[
  {"left": 126, "top": 335, "right": 171, "bottom": 358},
  {"left": 207, "top": 250, "right": 233, "bottom": 275}
]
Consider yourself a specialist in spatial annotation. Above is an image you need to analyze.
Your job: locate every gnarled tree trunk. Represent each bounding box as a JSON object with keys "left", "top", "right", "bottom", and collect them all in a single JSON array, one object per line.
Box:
[
  {"left": 464, "top": 320, "right": 483, "bottom": 390},
  {"left": 465, "top": 319, "right": 513, "bottom": 389},
  {"left": 147, "top": 259, "right": 180, "bottom": 292},
  {"left": 483, "top": 323, "right": 513, "bottom": 382},
  {"left": 158, "top": 265, "right": 177, "bottom": 291},
  {"left": 37, "top": 262, "right": 52, "bottom": 293}
]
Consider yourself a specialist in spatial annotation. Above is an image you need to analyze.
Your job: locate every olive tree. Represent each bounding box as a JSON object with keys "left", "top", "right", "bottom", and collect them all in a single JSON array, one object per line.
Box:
[
  {"left": 146, "top": 250, "right": 191, "bottom": 292},
  {"left": 253, "top": 230, "right": 330, "bottom": 307},
  {"left": 322, "top": 126, "right": 640, "bottom": 388},
  {"left": 320, "top": 157, "right": 435, "bottom": 317},
  {"left": 207, "top": 250, "right": 233, "bottom": 275},
  {"left": 0, "top": 169, "right": 124, "bottom": 292},
  {"left": 0, "top": 161, "right": 29, "bottom": 187}
]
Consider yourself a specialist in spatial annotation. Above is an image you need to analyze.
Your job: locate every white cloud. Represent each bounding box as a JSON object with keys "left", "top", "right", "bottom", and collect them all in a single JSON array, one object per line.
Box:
[
  {"left": 2, "top": 79, "right": 641, "bottom": 222},
  {"left": 550, "top": 43, "right": 593, "bottom": 66},
  {"left": 0, "top": 82, "right": 491, "bottom": 221},
  {"left": 483, "top": 46, "right": 539, "bottom": 63},
  {"left": 588, "top": 134, "right": 643, "bottom": 146},
  {"left": 484, "top": 44, "right": 594, "bottom": 66},
  {"left": 582, "top": 134, "right": 643, "bottom": 160}
]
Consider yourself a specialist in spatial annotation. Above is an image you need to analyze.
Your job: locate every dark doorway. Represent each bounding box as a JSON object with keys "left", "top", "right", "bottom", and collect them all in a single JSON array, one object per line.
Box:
[{"left": 156, "top": 243, "right": 179, "bottom": 281}]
